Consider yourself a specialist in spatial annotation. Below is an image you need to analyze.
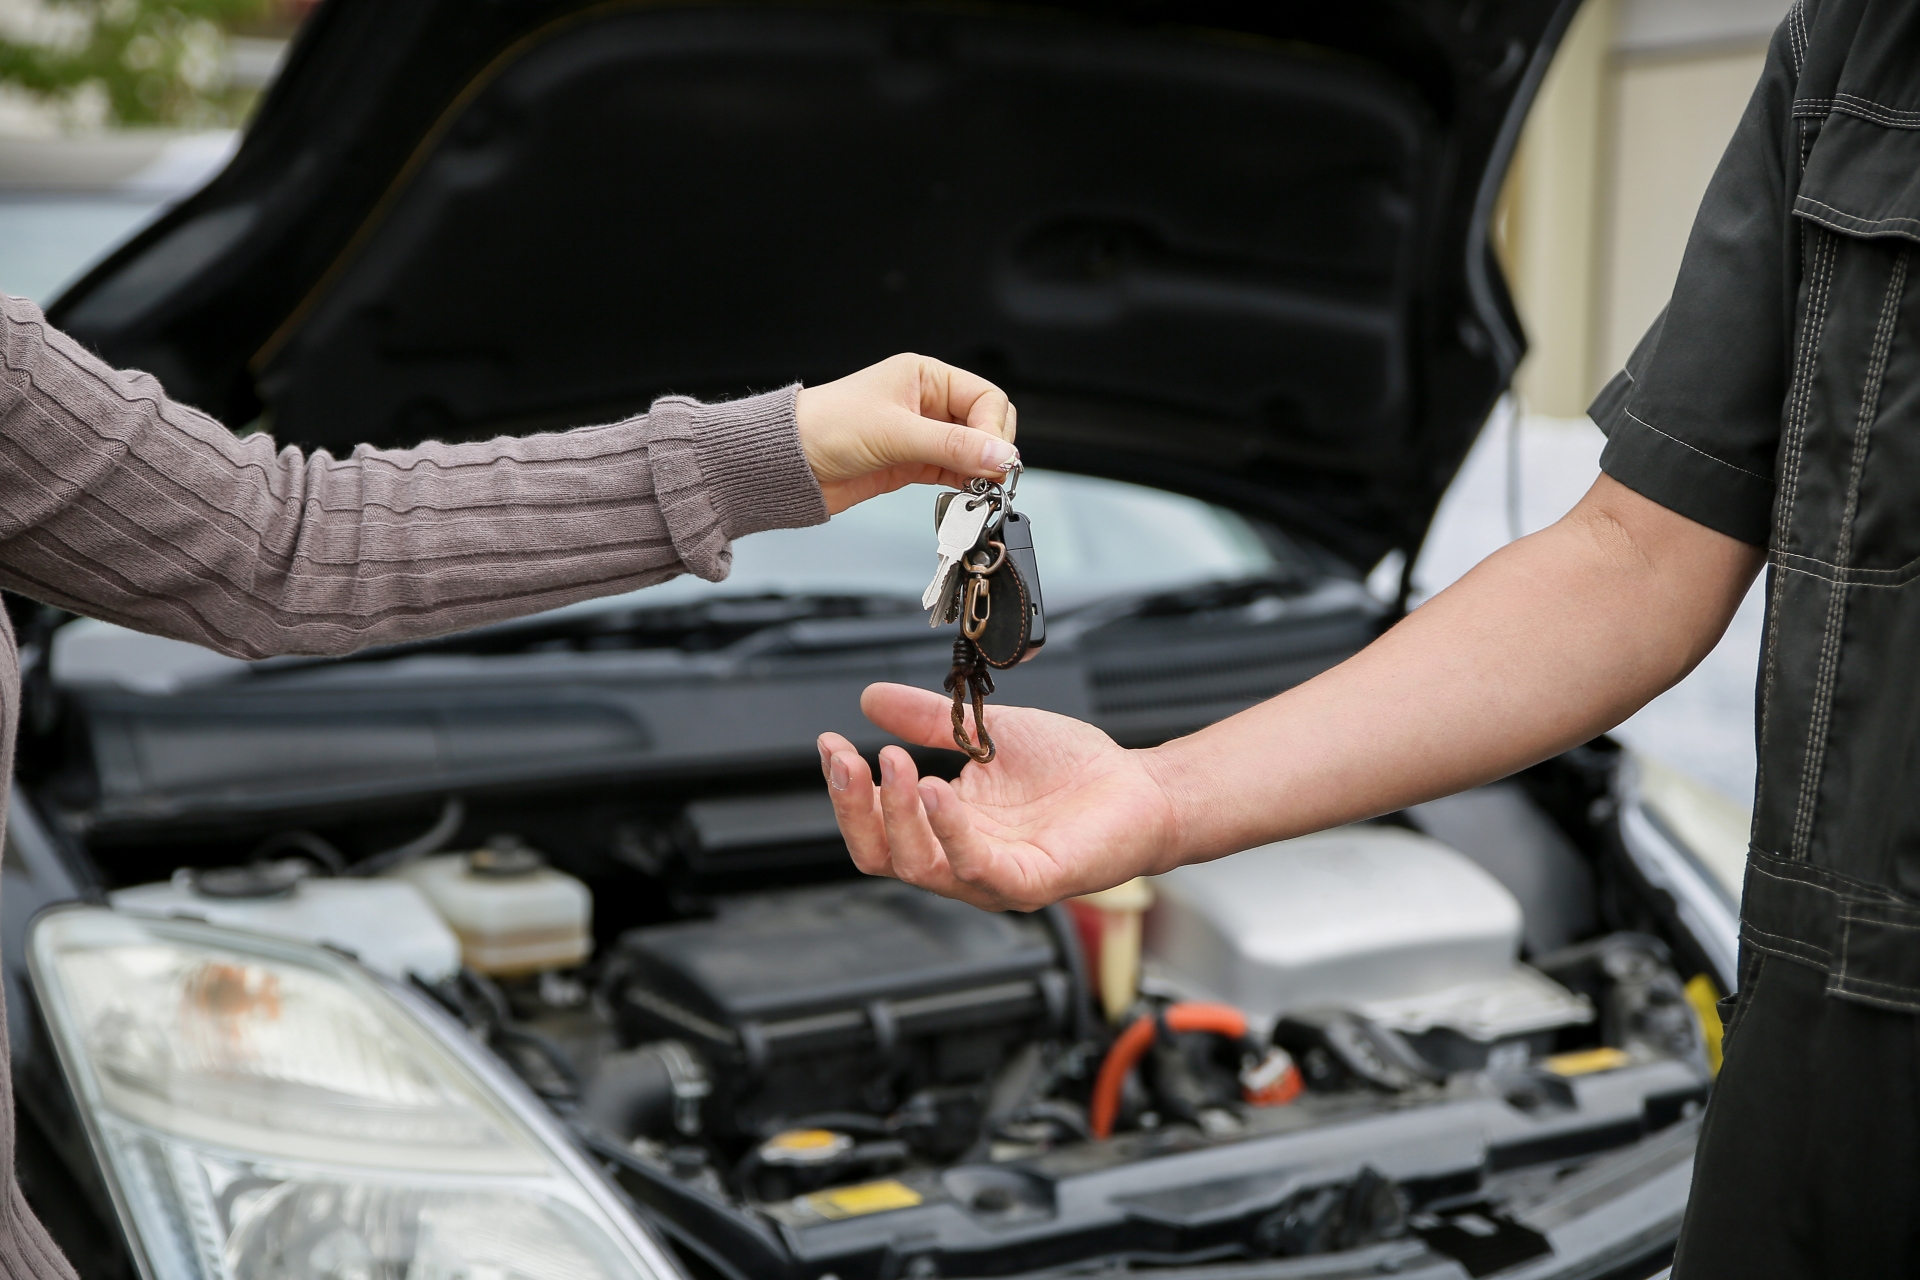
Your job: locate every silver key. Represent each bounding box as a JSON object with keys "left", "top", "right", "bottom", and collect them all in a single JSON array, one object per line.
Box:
[{"left": 922, "top": 491, "right": 997, "bottom": 615}]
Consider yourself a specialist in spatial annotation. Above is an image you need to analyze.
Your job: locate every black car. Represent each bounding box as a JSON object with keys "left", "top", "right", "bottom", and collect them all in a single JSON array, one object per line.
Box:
[{"left": 4, "top": 3, "right": 1750, "bottom": 1278}]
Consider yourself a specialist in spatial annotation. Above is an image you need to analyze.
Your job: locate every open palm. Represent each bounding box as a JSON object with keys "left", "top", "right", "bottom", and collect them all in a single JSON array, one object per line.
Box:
[{"left": 818, "top": 683, "right": 1178, "bottom": 910}]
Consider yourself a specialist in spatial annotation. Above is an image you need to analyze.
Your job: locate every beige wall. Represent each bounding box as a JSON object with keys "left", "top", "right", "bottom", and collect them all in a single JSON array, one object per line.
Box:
[
  {"left": 1596, "top": 48, "right": 1767, "bottom": 380},
  {"left": 1503, "top": 0, "right": 1784, "bottom": 416}
]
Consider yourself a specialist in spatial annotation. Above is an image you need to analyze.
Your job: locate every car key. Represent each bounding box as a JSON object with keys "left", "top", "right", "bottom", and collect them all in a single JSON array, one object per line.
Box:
[{"left": 921, "top": 487, "right": 1000, "bottom": 617}]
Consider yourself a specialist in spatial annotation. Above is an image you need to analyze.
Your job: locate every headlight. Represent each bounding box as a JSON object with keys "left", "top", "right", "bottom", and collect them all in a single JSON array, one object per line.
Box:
[{"left": 29, "top": 907, "right": 679, "bottom": 1280}]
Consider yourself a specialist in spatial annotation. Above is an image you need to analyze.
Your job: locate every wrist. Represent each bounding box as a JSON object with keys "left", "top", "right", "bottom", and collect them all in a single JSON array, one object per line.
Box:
[
  {"left": 686, "top": 385, "right": 826, "bottom": 539},
  {"left": 792, "top": 385, "right": 822, "bottom": 473},
  {"left": 1136, "top": 740, "right": 1206, "bottom": 875}
]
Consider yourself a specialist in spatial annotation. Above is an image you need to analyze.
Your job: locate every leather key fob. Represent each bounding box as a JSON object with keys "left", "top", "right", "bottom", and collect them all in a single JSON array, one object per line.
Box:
[{"left": 976, "top": 512, "right": 1046, "bottom": 669}]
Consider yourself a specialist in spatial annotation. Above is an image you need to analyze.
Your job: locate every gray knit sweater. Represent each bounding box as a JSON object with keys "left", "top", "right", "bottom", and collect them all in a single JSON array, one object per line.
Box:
[{"left": 0, "top": 292, "right": 828, "bottom": 1278}]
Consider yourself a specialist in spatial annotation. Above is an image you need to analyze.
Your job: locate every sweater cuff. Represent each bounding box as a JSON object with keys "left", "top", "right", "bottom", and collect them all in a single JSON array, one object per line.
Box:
[{"left": 690, "top": 384, "right": 827, "bottom": 540}]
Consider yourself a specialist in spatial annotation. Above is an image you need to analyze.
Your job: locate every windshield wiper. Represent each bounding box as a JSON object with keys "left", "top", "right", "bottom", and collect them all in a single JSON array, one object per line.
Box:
[
  {"left": 251, "top": 592, "right": 923, "bottom": 671},
  {"left": 1055, "top": 570, "right": 1321, "bottom": 626}
]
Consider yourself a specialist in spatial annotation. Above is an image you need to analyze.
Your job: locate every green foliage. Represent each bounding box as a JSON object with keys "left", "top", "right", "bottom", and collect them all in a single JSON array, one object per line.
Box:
[{"left": 0, "top": 0, "right": 275, "bottom": 127}]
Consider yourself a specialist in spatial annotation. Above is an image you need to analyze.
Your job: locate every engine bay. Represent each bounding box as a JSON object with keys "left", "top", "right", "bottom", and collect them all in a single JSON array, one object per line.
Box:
[{"left": 81, "top": 754, "right": 1714, "bottom": 1280}]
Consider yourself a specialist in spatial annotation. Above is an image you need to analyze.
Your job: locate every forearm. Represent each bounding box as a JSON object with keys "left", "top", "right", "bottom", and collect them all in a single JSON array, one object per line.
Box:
[
  {"left": 1141, "top": 476, "right": 1763, "bottom": 863},
  {"left": 0, "top": 294, "right": 824, "bottom": 658}
]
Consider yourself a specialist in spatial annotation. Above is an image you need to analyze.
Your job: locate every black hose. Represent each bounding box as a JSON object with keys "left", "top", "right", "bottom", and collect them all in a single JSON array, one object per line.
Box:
[
  {"left": 345, "top": 796, "right": 466, "bottom": 876},
  {"left": 245, "top": 830, "right": 347, "bottom": 875},
  {"left": 1040, "top": 902, "right": 1100, "bottom": 1043}
]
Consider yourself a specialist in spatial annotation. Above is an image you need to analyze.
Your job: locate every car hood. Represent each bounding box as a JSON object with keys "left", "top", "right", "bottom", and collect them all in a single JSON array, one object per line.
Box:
[{"left": 50, "top": 0, "right": 1571, "bottom": 571}]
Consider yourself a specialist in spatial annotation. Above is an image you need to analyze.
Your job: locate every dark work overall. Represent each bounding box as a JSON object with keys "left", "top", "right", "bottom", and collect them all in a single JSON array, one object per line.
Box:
[{"left": 1590, "top": 2, "right": 1920, "bottom": 1273}]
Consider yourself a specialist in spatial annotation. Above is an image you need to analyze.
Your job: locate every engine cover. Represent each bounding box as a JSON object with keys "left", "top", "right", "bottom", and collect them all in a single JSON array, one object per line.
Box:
[{"left": 608, "top": 880, "right": 1072, "bottom": 1137}]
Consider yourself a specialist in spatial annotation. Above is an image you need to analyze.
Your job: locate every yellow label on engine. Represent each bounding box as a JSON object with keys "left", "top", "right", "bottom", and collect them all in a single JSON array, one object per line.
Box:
[
  {"left": 768, "top": 1129, "right": 842, "bottom": 1151},
  {"left": 804, "top": 1179, "right": 924, "bottom": 1219},
  {"left": 1543, "top": 1046, "right": 1633, "bottom": 1077}
]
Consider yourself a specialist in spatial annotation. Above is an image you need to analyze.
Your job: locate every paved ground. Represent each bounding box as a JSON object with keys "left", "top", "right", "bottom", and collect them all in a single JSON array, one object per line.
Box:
[{"left": 1414, "top": 402, "right": 1763, "bottom": 807}]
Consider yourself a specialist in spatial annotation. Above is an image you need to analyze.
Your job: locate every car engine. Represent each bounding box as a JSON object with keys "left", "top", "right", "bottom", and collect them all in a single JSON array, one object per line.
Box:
[{"left": 108, "top": 799, "right": 1712, "bottom": 1280}]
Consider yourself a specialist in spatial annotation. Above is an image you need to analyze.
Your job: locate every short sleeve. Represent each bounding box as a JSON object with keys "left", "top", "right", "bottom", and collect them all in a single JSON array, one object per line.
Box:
[{"left": 1589, "top": 18, "right": 1801, "bottom": 547}]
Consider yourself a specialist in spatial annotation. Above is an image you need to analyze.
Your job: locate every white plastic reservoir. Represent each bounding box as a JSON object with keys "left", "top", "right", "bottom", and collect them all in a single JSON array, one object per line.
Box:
[
  {"left": 112, "top": 875, "right": 461, "bottom": 982},
  {"left": 1146, "top": 825, "right": 1525, "bottom": 1017},
  {"left": 397, "top": 841, "right": 592, "bottom": 975}
]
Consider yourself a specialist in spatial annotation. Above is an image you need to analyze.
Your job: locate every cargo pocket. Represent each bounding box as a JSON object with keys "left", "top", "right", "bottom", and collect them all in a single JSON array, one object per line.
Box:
[{"left": 1789, "top": 109, "right": 1920, "bottom": 576}]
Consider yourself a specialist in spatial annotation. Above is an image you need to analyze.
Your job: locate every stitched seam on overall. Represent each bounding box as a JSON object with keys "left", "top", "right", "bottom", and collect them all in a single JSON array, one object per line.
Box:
[
  {"left": 1829, "top": 969, "right": 1920, "bottom": 1011},
  {"left": 1791, "top": 247, "right": 1908, "bottom": 857},
  {"left": 1621, "top": 408, "right": 1770, "bottom": 479},
  {"left": 1797, "top": 197, "right": 1920, "bottom": 238},
  {"left": 1832, "top": 914, "right": 1920, "bottom": 1007},
  {"left": 1842, "top": 908, "right": 1920, "bottom": 932},
  {"left": 1744, "top": 911, "right": 1834, "bottom": 953},
  {"left": 1826, "top": 93, "right": 1920, "bottom": 130},
  {"left": 1750, "top": 845, "right": 1903, "bottom": 901},
  {"left": 1739, "top": 858, "right": 1837, "bottom": 964},
  {"left": 1768, "top": 550, "right": 1920, "bottom": 585},
  {"left": 1740, "top": 925, "right": 1832, "bottom": 965},
  {"left": 1789, "top": 0, "right": 1808, "bottom": 74},
  {"left": 1760, "top": 227, "right": 1837, "bottom": 795}
]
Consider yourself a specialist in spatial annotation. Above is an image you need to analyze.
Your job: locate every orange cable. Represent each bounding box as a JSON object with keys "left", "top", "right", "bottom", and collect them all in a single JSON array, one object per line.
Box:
[{"left": 1088, "top": 1002, "right": 1252, "bottom": 1139}]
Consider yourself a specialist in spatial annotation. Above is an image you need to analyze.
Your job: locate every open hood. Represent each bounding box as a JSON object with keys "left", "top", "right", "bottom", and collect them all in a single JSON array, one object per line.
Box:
[{"left": 51, "top": 0, "right": 1572, "bottom": 570}]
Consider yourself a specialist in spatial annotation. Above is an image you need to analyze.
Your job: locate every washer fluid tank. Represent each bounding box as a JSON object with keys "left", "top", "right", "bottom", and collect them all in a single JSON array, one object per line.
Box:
[
  {"left": 396, "top": 836, "right": 593, "bottom": 975},
  {"left": 111, "top": 872, "right": 460, "bottom": 982}
]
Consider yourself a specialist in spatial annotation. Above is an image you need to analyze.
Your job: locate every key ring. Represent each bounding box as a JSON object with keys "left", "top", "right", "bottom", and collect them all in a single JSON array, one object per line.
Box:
[
  {"left": 965, "top": 456, "right": 1020, "bottom": 509},
  {"left": 964, "top": 540, "right": 1007, "bottom": 577}
]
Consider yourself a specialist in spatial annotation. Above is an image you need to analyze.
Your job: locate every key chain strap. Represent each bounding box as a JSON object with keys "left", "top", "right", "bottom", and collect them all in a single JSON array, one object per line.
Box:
[{"left": 944, "top": 636, "right": 997, "bottom": 763}]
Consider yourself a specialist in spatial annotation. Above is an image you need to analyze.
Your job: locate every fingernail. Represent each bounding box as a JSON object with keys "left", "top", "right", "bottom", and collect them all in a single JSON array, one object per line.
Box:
[
  {"left": 817, "top": 738, "right": 831, "bottom": 778},
  {"left": 830, "top": 757, "right": 849, "bottom": 791},
  {"left": 981, "top": 440, "right": 1019, "bottom": 472},
  {"left": 879, "top": 752, "right": 895, "bottom": 787},
  {"left": 922, "top": 786, "right": 941, "bottom": 816}
]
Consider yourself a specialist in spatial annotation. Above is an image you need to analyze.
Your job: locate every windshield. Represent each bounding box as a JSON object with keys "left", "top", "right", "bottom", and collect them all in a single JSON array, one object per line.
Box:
[
  {"left": 52, "top": 470, "right": 1295, "bottom": 689},
  {"left": 531, "top": 469, "right": 1285, "bottom": 620},
  {"left": 0, "top": 196, "right": 165, "bottom": 302},
  {"left": 0, "top": 131, "right": 239, "bottom": 302}
]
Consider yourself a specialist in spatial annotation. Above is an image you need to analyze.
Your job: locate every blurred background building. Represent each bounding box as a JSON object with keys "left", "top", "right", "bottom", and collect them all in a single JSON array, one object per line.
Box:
[
  {"left": 1502, "top": 0, "right": 1791, "bottom": 416},
  {"left": 1419, "top": 0, "right": 1791, "bottom": 808}
]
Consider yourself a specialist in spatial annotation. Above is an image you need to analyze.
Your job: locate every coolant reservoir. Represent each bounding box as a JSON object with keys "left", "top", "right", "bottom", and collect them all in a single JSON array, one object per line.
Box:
[{"left": 397, "top": 837, "right": 592, "bottom": 975}]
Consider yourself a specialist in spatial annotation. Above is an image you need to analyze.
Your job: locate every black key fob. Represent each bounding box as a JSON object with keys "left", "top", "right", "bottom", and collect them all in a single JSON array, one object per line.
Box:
[{"left": 1001, "top": 511, "right": 1045, "bottom": 657}]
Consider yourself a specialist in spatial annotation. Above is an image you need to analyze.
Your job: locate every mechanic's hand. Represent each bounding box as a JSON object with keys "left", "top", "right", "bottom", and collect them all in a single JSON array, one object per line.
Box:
[
  {"left": 795, "top": 354, "right": 1018, "bottom": 515},
  {"left": 817, "top": 683, "right": 1178, "bottom": 910}
]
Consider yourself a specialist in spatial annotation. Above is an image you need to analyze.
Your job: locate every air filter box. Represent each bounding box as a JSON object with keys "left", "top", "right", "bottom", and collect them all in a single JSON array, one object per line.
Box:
[{"left": 607, "top": 880, "right": 1072, "bottom": 1137}]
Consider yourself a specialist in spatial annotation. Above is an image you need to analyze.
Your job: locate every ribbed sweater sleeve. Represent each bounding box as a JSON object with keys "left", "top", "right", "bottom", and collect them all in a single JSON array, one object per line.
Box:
[{"left": 0, "top": 294, "right": 828, "bottom": 657}]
